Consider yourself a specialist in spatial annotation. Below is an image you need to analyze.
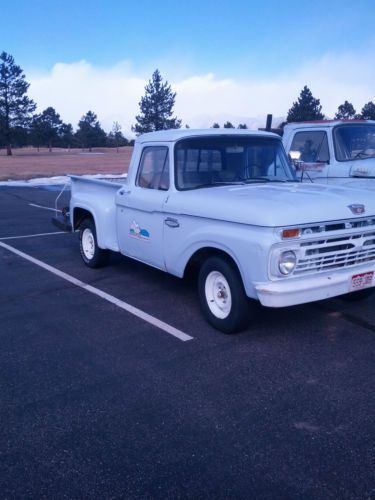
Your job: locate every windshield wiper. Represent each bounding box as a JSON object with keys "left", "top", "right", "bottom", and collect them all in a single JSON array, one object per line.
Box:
[
  {"left": 354, "top": 150, "right": 373, "bottom": 159},
  {"left": 242, "top": 177, "right": 290, "bottom": 183}
]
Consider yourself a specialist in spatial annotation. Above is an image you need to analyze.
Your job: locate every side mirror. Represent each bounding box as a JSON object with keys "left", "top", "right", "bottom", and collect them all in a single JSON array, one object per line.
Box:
[{"left": 293, "top": 159, "right": 306, "bottom": 171}]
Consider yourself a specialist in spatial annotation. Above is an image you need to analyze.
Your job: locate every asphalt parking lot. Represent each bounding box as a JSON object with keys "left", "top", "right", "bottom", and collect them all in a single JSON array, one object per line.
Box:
[{"left": 0, "top": 185, "right": 374, "bottom": 499}]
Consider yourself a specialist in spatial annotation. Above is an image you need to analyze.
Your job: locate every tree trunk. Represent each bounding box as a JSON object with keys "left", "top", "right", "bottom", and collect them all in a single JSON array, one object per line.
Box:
[{"left": 6, "top": 144, "right": 12, "bottom": 156}]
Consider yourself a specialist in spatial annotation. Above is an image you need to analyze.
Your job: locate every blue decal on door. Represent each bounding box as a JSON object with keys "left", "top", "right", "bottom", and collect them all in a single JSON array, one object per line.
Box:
[{"left": 130, "top": 220, "right": 150, "bottom": 240}]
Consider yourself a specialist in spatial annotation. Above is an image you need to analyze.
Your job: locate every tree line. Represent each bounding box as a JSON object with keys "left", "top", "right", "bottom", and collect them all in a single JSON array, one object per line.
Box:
[
  {"left": 0, "top": 52, "right": 131, "bottom": 155},
  {"left": 209, "top": 87, "right": 375, "bottom": 129},
  {"left": 1, "top": 50, "right": 375, "bottom": 156}
]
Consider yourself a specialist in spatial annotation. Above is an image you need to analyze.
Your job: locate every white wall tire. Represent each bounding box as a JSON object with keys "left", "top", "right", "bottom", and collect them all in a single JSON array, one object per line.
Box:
[
  {"left": 198, "top": 256, "right": 254, "bottom": 333},
  {"left": 79, "top": 219, "right": 109, "bottom": 268}
]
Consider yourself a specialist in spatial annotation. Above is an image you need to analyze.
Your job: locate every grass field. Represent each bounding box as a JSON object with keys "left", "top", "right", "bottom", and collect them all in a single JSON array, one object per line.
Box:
[{"left": 0, "top": 147, "right": 133, "bottom": 181}]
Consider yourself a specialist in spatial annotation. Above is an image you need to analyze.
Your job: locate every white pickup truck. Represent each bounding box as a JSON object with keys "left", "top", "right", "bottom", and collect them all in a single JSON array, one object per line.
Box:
[
  {"left": 66, "top": 129, "right": 375, "bottom": 333},
  {"left": 283, "top": 120, "right": 375, "bottom": 188}
]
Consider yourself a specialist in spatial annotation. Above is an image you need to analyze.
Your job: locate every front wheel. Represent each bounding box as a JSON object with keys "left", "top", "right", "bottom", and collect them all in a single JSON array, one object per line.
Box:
[
  {"left": 79, "top": 218, "right": 109, "bottom": 268},
  {"left": 198, "top": 256, "right": 254, "bottom": 333}
]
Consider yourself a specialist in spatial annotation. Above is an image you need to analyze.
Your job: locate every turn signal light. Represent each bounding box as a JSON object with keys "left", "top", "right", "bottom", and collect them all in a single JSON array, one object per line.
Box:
[{"left": 281, "top": 228, "right": 301, "bottom": 239}]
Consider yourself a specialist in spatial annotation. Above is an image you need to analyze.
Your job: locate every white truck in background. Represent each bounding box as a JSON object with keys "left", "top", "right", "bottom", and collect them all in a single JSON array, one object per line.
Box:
[
  {"left": 59, "top": 128, "right": 375, "bottom": 334},
  {"left": 283, "top": 120, "right": 375, "bottom": 188}
]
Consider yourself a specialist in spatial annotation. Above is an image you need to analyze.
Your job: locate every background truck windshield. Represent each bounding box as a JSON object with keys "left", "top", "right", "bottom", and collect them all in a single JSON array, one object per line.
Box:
[
  {"left": 175, "top": 136, "right": 295, "bottom": 190},
  {"left": 334, "top": 125, "right": 375, "bottom": 161}
]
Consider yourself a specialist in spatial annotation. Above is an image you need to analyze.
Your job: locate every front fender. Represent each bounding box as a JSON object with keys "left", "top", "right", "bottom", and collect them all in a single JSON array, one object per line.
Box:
[{"left": 164, "top": 216, "right": 273, "bottom": 298}]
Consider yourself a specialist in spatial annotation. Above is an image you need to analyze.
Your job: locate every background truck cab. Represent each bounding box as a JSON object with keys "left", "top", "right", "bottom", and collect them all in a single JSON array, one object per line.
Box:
[{"left": 283, "top": 120, "right": 375, "bottom": 188}]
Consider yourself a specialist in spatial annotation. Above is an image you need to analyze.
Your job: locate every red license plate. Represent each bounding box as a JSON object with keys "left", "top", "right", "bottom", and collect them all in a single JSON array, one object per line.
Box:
[{"left": 350, "top": 271, "right": 374, "bottom": 291}]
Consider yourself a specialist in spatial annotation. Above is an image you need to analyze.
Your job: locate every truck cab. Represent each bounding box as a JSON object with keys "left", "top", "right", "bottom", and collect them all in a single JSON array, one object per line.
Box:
[{"left": 283, "top": 120, "right": 375, "bottom": 188}]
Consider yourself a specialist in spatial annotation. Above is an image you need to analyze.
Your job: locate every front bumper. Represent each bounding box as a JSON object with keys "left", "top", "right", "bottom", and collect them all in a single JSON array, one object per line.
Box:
[{"left": 254, "top": 264, "right": 375, "bottom": 307}]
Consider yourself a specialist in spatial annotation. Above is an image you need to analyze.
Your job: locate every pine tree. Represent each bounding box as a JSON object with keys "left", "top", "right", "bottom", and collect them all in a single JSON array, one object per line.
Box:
[
  {"left": 237, "top": 123, "right": 248, "bottom": 129},
  {"left": 59, "top": 123, "right": 75, "bottom": 149},
  {"left": 30, "top": 114, "right": 45, "bottom": 151},
  {"left": 223, "top": 121, "right": 234, "bottom": 128},
  {"left": 76, "top": 111, "right": 106, "bottom": 151},
  {"left": 335, "top": 101, "right": 356, "bottom": 120},
  {"left": 35, "top": 107, "right": 63, "bottom": 151},
  {"left": 0, "top": 51, "right": 36, "bottom": 155},
  {"left": 211, "top": 123, "right": 220, "bottom": 128},
  {"left": 361, "top": 101, "right": 375, "bottom": 120},
  {"left": 287, "top": 86, "right": 324, "bottom": 122},
  {"left": 132, "top": 69, "right": 181, "bottom": 135}
]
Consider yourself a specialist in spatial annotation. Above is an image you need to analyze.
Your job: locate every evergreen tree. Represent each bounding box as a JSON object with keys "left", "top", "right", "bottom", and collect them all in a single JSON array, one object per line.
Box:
[
  {"left": 76, "top": 111, "right": 106, "bottom": 150},
  {"left": 132, "top": 69, "right": 181, "bottom": 135},
  {"left": 0, "top": 112, "right": 6, "bottom": 147},
  {"left": 223, "top": 121, "right": 234, "bottom": 128},
  {"left": 287, "top": 86, "right": 324, "bottom": 122},
  {"left": 237, "top": 123, "right": 248, "bottom": 129},
  {"left": 361, "top": 101, "right": 375, "bottom": 120},
  {"left": 11, "top": 125, "right": 28, "bottom": 147},
  {"left": 0, "top": 51, "right": 36, "bottom": 155},
  {"left": 36, "top": 107, "right": 63, "bottom": 151},
  {"left": 59, "top": 123, "right": 75, "bottom": 149},
  {"left": 30, "top": 114, "right": 45, "bottom": 151},
  {"left": 335, "top": 101, "right": 356, "bottom": 120},
  {"left": 211, "top": 123, "right": 220, "bottom": 128}
]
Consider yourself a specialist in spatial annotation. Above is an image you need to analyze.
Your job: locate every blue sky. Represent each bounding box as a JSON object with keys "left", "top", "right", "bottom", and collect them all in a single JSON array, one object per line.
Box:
[{"left": 3, "top": 0, "right": 375, "bottom": 133}]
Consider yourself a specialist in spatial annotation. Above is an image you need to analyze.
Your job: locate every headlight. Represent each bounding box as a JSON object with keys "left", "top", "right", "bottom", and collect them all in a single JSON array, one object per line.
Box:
[{"left": 278, "top": 251, "right": 297, "bottom": 275}]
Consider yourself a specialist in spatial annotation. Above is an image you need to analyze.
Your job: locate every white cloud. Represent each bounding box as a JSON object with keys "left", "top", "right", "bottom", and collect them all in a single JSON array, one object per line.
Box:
[{"left": 28, "top": 50, "right": 375, "bottom": 137}]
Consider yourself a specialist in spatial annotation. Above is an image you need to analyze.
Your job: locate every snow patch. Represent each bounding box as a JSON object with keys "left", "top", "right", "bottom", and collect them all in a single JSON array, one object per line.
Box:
[{"left": 0, "top": 173, "right": 128, "bottom": 187}]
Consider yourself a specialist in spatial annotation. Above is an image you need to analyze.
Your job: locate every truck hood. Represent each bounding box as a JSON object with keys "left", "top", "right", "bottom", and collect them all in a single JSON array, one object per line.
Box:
[{"left": 166, "top": 182, "right": 375, "bottom": 227}]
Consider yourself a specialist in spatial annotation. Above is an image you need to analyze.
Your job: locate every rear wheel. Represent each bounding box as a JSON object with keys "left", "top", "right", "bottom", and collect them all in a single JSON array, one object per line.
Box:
[
  {"left": 79, "top": 218, "right": 109, "bottom": 268},
  {"left": 198, "top": 256, "right": 254, "bottom": 333}
]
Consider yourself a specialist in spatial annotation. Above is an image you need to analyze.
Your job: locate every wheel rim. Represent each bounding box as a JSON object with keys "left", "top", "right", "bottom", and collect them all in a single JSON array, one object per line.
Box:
[
  {"left": 205, "top": 270, "right": 232, "bottom": 319},
  {"left": 82, "top": 228, "right": 95, "bottom": 260}
]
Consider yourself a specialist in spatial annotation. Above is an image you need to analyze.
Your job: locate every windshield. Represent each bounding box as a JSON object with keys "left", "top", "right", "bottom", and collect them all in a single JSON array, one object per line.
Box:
[
  {"left": 174, "top": 136, "right": 296, "bottom": 190},
  {"left": 333, "top": 124, "right": 375, "bottom": 161}
]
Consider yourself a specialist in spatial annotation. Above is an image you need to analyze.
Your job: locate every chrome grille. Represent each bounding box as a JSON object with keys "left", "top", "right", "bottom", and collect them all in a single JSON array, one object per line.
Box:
[
  {"left": 296, "top": 217, "right": 375, "bottom": 235},
  {"left": 295, "top": 231, "right": 375, "bottom": 275}
]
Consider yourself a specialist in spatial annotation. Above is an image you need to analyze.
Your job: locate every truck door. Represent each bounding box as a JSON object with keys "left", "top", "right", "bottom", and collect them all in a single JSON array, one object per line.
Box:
[
  {"left": 288, "top": 130, "right": 331, "bottom": 182},
  {"left": 115, "top": 145, "right": 170, "bottom": 270}
]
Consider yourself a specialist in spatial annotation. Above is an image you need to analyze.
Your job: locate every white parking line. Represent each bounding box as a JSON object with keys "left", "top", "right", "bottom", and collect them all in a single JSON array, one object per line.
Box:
[
  {"left": 0, "top": 231, "right": 67, "bottom": 241},
  {"left": 29, "top": 203, "right": 61, "bottom": 212},
  {"left": 0, "top": 241, "right": 193, "bottom": 342}
]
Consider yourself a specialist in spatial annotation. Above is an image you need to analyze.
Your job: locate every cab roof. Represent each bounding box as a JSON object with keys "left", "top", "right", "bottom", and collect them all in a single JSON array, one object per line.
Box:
[
  {"left": 284, "top": 119, "right": 375, "bottom": 129},
  {"left": 135, "top": 128, "right": 280, "bottom": 144}
]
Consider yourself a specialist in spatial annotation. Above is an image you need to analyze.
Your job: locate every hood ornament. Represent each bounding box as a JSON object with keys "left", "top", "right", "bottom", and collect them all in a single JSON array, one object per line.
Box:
[{"left": 348, "top": 204, "right": 365, "bottom": 215}]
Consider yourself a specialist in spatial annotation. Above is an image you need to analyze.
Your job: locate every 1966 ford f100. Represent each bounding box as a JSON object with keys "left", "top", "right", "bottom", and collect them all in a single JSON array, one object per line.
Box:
[{"left": 65, "top": 129, "right": 375, "bottom": 333}]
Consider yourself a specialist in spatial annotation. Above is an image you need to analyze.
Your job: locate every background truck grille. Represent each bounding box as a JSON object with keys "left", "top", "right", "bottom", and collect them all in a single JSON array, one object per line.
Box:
[{"left": 295, "top": 231, "right": 375, "bottom": 275}]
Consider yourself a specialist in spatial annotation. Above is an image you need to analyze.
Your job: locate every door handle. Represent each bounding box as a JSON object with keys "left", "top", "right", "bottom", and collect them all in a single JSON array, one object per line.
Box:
[
  {"left": 164, "top": 217, "right": 180, "bottom": 228},
  {"left": 119, "top": 189, "right": 131, "bottom": 195}
]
